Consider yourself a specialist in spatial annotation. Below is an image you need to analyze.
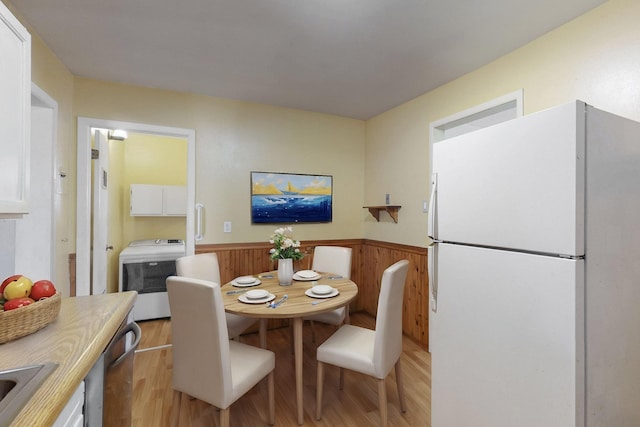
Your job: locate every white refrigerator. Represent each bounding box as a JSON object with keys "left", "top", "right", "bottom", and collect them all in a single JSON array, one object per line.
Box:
[{"left": 428, "top": 100, "right": 640, "bottom": 427}]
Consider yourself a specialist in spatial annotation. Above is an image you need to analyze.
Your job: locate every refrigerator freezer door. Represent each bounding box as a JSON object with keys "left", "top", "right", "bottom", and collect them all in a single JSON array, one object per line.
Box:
[
  {"left": 432, "top": 101, "right": 585, "bottom": 257},
  {"left": 430, "top": 243, "right": 584, "bottom": 427}
]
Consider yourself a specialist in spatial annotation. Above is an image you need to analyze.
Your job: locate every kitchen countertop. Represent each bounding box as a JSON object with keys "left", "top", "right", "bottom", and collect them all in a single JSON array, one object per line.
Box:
[{"left": 0, "top": 291, "right": 137, "bottom": 426}]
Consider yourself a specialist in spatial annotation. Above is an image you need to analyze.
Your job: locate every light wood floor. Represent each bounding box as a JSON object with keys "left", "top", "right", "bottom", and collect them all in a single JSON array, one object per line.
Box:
[{"left": 132, "top": 312, "right": 431, "bottom": 426}]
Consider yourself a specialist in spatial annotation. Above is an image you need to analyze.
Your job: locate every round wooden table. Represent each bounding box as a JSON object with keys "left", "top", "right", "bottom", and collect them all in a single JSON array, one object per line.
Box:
[{"left": 222, "top": 271, "right": 358, "bottom": 425}]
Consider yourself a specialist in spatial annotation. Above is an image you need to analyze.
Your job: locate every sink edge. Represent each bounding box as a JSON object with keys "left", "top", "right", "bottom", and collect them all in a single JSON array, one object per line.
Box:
[{"left": 0, "top": 363, "right": 58, "bottom": 427}]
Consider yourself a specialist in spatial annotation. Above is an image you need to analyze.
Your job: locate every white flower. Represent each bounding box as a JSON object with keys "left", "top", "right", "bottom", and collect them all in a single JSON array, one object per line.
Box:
[{"left": 268, "top": 226, "right": 304, "bottom": 260}]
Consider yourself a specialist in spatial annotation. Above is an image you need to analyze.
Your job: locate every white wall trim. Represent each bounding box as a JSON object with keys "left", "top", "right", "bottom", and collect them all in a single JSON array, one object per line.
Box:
[
  {"left": 430, "top": 89, "right": 524, "bottom": 144},
  {"left": 76, "top": 117, "right": 196, "bottom": 296}
]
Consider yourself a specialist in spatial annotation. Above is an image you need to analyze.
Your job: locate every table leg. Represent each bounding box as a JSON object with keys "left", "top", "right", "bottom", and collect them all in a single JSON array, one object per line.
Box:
[
  {"left": 259, "top": 319, "right": 267, "bottom": 349},
  {"left": 293, "top": 317, "right": 304, "bottom": 425}
]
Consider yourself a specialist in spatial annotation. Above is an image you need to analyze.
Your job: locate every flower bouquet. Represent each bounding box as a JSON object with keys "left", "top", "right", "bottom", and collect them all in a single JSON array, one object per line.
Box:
[{"left": 269, "top": 226, "right": 303, "bottom": 285}]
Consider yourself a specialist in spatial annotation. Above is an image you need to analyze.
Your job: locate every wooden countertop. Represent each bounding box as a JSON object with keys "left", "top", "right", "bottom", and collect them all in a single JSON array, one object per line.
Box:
[{"left": 0, "top": 291, "right": 137, "bottom": 427}]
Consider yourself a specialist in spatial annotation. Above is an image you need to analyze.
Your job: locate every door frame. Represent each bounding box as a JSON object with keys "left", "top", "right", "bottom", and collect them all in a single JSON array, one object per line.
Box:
[{"left": 76, "top": 118, "right": 196, "bottom": 296}]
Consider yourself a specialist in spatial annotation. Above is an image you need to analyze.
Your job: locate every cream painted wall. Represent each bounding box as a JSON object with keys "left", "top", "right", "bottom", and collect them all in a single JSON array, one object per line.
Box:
[
  {"left": 365, "top": 0, "right": 640, "bottom": 247},
  {"left": 7, "top": 0, "right": 640, "bottom": 293},
  {"left": 29, "top": 27, "right": 75, "bottom": 297},
  {"left": 73, "top": 79, "right": 366, "bottom": 245}
]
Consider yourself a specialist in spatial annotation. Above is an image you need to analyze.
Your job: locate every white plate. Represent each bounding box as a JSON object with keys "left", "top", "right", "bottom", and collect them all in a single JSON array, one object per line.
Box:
[
  {"left": 246, "top": 289, "right": 269, "bottom": 299},
  {"left": 239, "top": 293, "right": 276, "bottom": 304},
  {"left": 235, "top": 276, "right": 257, "bottom": 284},
  {"left": 296, "top": 270, "right": 318, "bottom": 278},
  {"left": 305, "top": 288, "right": 339, "bottom": 299},
  {"left": 231, "top": 278, "right": 262, "bottom": 287},
  {"left": 311, "top": 284, "right": 333, "bottom": 295},
  {"left": 293, "top": 272, "right": 321, "bottom": 281}
]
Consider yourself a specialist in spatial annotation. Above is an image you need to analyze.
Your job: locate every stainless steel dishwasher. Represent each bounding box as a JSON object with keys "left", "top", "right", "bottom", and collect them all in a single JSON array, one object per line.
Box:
[{"left": 84, "top": 315, "right": 141, "bottom": 427}]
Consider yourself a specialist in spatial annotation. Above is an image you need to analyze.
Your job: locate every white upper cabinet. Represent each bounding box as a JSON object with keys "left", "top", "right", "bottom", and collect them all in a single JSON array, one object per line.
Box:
[
  {"left": 130, "top": 184, "right": 187, "bottom": 216},
  {"left": 0, "top": 2, "right": 31, "bottom": 217},
  {"left": 163, "top": 185, "right": 188, "bottom": 216}
]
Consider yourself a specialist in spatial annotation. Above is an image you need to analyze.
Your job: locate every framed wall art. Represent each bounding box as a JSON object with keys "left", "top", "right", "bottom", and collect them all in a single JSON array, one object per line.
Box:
[{"left": 251, "top": 171, "right": 333, "bottom": 223}]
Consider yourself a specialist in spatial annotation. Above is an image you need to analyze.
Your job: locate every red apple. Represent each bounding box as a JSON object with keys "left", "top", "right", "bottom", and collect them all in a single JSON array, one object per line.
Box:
[
  {"left": 31, "top": 280, "right": 57, "bottom": 301},
  {"left": 4, "top": 297, "right": 35, "bottom": 310}
]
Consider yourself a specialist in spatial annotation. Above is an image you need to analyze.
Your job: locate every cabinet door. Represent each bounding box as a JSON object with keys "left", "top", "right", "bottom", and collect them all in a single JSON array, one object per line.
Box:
[
  {"left": 164, "top": 185, "right": 187, "bottom": 216},
  {"left": 130, "top": 184, "right": 163, "bottom": 216},
  {"left": 52, "top": 381, "right": 84, "bottom": 427},
  {"left": 0, "top": 2, "right": 31, "bottom": 216}
]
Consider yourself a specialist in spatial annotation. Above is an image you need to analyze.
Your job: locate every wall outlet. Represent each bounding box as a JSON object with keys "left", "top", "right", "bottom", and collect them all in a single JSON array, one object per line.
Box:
[
  {"left": 223, "top": 221, "right": 232, "bottom": 233},
  {"left": 385, "top": 193, "right": 390, "bottom": 204}
]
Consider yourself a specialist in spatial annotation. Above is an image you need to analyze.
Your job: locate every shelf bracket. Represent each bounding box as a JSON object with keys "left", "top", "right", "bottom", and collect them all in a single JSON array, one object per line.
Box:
[{"left": 363, "top": 205, "right": 401, "bottom": 223}]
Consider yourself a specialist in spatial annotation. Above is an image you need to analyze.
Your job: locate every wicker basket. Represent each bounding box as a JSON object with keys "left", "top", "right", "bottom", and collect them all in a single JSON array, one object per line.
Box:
[{"left": 0, "top": 293, "right": 61, "bottom": 344}]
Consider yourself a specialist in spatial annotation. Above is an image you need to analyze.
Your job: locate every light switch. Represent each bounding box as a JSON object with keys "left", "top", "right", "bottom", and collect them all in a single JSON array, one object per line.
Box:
[{"left": 223, "top": 221, "right": 232, "bottom": 233}]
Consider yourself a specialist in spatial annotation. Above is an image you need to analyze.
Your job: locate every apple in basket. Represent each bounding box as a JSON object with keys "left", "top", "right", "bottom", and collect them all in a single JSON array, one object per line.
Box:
[
  {"left": 31, "top": 280, "right": 57, "bottom": 301},
  {"left": 1, "top": 274, "right": 24, "bottom": 294},
  {"left": 4, "top": 297, "right": 35, "bottom": 311},
  {"left": 3, "top": 275, "right": 33, "bottom": 300}
]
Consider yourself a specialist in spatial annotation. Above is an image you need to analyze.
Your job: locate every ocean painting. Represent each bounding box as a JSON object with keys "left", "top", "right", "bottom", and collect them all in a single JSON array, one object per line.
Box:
[{"left": 251, "top": 172, "right": 333, "bottom": 223}]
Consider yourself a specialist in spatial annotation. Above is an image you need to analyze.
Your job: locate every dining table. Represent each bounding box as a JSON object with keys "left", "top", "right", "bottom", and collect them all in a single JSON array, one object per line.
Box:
[{"left": 222, "top": 270, "right": 358, "bottom": 425}]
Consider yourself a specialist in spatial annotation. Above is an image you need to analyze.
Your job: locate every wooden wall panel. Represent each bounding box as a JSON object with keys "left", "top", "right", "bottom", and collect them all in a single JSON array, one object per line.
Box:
[
  {"left": 71, "top": 238, "right": 429, "bottom": 348},
  {"left": 197, "top": 239, "right": 428, "bottom": 348},
  {"left": 360, "top": 241, "right": 429, "bottom": 348}
]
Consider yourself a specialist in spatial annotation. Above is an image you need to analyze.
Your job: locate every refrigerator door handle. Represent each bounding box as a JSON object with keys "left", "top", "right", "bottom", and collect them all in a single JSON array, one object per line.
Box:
[
  {"left": 428, "top": 173, "right": 437, "bottom": 241},
  {"left": 428, "top": 243, "right": 438, "bottom": 312}
]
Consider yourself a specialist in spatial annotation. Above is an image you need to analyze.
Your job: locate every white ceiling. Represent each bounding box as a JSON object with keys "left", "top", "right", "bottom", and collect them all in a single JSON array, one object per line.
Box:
[{"left": 12, "top": 0, "right": 605, "bottom": 119}]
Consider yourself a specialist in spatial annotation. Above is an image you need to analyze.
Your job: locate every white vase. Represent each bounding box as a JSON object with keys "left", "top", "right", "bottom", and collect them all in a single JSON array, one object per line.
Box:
[{"left": 277, "top": 258, "right": 294, "bottom": 286}]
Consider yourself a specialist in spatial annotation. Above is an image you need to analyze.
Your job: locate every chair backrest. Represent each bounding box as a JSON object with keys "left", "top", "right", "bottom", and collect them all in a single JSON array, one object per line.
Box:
[
  {"left": 311, "top": 246, "right": 352, "bottom": 279},
  {"left": 166, "top": 276, "right": 231, "bottom": 407},
  {"left": 175, "top": 252, "right": 221, "bottom": 283},
  {"left": 373, "top": 260, "right": 410, "bottom": 378}
]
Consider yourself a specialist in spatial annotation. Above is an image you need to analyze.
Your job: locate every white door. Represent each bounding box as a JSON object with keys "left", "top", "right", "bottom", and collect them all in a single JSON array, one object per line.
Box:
[
  {"left": 430, "top": 243, "right": 583, "bottom": 427},
  {"left": 92, "top": 130, "right": 109, "bottom": 294},
  {"left": 431, "top": 101, "right": 585, "bottom": 257}
]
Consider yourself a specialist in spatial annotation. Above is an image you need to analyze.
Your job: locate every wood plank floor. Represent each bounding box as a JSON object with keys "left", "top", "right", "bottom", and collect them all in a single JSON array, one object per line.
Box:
[{"left": 132, "top": 312, "right": 431, "bottom": 426}]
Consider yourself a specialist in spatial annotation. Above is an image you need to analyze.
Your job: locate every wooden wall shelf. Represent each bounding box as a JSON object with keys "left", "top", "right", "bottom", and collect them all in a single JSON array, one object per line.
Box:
[{"left": 363, "top": 205, "right": 401, "bottom": 223}]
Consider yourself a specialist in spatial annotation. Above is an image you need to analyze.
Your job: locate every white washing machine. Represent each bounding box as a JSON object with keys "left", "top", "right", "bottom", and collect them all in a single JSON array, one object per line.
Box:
[{"left": 118, "top": 239, "right": 185, "bottom": 321}]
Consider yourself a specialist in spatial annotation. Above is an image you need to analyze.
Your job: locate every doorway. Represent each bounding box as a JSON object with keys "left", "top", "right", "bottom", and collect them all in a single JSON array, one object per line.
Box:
[
  {"left": 76, "top": 118, "right": 196, "bottom": 296},
  {"left": 13, "top": 84, "right": 58, "bottom": 285}
]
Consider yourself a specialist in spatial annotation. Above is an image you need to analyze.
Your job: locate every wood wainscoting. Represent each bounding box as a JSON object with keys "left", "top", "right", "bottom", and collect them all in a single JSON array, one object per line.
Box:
[
  {"left": 68, "top": 239, "right": 429, "bottom": 349},
  {"left": 197, "top": 238, "right": 429, "bottom": 349}
]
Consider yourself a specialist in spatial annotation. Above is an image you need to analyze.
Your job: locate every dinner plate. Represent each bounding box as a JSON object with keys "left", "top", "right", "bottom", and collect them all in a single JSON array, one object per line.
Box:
[
  {"left": 305, "top": 288, "right": 339, "bottom": 299},
  {"left": 311, "top": 284, "right": 333, "bottom": 295},
  {"left": 238, "top": 293, "right": 276, "bottom": 304},
  {"left": 293, "top": 272, "right": 321, "bottom": 281},
  {"left": 235, "top": 276, "right": 257, "bottom": 284},
  {"left": 231, "top": 278, "right": 262, "bottom": 287},
  {"left": 296, "top": 270, "right": 318, "bottom": 278},
  {"left": 246, "top": 289, "right": 269, "bottom": 299}
]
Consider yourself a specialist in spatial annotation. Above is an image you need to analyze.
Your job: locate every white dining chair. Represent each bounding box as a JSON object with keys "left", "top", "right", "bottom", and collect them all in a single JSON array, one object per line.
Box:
[
  {"left": 175, "top": 252, "right": 256, "bottom": 339},
  {"left": 303, "top": 246, "right": 353, "bottom": 342},
  {"left": 315, "top": 259, "right": 410, "bottom": 427},
  {"left": 167, "top": 276, "right": 275, "bottom": 427}
]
